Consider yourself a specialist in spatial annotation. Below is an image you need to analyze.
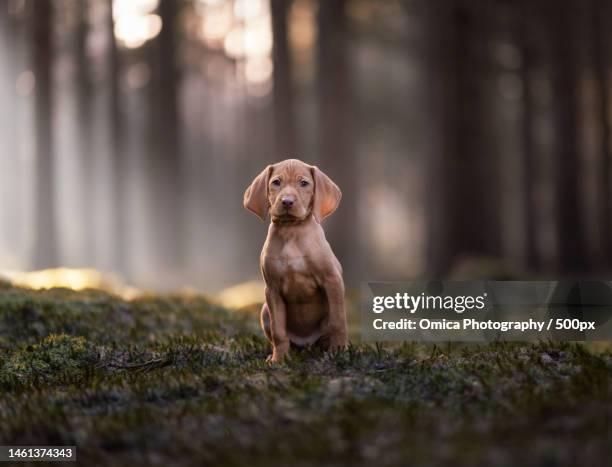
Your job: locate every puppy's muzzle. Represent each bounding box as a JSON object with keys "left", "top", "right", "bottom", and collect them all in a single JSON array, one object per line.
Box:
[{"left": 281, "top": 197, "right": 294, "bottom": 209}]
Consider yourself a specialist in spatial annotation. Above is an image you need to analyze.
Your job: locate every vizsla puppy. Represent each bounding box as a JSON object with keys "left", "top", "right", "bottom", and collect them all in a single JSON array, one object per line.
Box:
[{"left": 244, "top": 159, "right": 348, "bottom": 362}]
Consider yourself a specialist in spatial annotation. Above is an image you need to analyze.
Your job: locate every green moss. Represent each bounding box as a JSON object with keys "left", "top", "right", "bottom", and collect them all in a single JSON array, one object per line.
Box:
[
  {"left": 2, "top": 334, "right": 99, "bottom": 387},
  {"left": 0, "top": 284, "right": 610, "bottom": 466}
]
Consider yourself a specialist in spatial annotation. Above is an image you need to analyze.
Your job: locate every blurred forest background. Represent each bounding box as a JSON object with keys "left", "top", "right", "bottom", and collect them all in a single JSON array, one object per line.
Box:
[{"left": 0, "top": 0, "right": 611, "bottom": 294}]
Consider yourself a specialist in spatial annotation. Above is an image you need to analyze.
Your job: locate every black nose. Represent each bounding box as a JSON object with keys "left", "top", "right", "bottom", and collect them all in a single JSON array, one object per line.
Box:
[{"left": 282, "top": 198, "right": 294, "bottom": 208}]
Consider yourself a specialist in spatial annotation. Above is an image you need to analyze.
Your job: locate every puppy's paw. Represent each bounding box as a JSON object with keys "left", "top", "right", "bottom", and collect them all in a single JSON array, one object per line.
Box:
[
  {"left": 266, "top": 350, "right": 289, "bottom": 364},
  {"left": 328, "top": 336, "right": 348, "bottom": 351}
]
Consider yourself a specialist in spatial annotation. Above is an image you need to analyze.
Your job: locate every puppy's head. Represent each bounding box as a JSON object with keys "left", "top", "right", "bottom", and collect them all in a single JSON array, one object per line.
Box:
[{"left": 243, "top": 159, "right": 341, "bottom": 223}]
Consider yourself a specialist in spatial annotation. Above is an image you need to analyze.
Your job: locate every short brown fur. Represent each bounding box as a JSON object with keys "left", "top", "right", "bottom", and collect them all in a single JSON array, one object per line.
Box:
[{"left": 244, "top": 159, "right": 347, "bottom": 362}]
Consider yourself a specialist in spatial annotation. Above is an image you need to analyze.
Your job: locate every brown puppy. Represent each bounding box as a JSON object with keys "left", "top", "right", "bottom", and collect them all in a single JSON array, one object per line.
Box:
[{"left": 244, "top": 159, "right": 347, "bottom": 362}]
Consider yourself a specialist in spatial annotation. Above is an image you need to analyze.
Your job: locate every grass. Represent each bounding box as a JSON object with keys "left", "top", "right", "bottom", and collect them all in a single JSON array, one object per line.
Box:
[{"left": 0, "top": 283, "right": 610, "bottom": 466}]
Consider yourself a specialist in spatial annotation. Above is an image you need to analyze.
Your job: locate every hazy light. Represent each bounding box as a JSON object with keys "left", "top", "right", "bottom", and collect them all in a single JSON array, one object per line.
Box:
[
  {"left": 216, "top": 280, "right": 265, "bottom": 309},
  {"left": 1, "top": 268, "right": 118, "bottom": 292},
  {"left": 200, "top": 3, "right": 233, "bottom": 46},
  {"left": 290, "top": 0, "right": 316, "bottom": 52},
  {"left": 0, "top": 268, "right": 141, "bottom": 299},
  {"left": 199, "top": 0, "right": 273, "bottom": 88},
  {"left": 112, "top": 0, "right": 161, "bottom": 49},
  {"left": 247, "top": 79, "right": 273, "bottom": 98},
  {"left": 224, "top": 27, "right": 245, "bottom": 58},
  {"left": 244, "top": 18, "right": 272, "bottom": 57},
  {"left": 224, "top": 21, "right": 272, "bottom": 61},
  {"left": 234, "top": 0, "right": 266, "bottom": 21},
  {"left": 115, "top": 14, "right": 162, "bottom": 49},
  {"left": 113, "top": 0, "right": 159, "bottom": 20},
  {"left": 15, "top": 70, "right": 35, "bottom": 96},
  {"left": 366, "top": 186, "right": 413, "bottom": 261},
  {"left": 197, "top": 0, "right": 224, "bottom": 6},
  {"left": 245, "top": 56, "right": 272, "bottom": 84}
]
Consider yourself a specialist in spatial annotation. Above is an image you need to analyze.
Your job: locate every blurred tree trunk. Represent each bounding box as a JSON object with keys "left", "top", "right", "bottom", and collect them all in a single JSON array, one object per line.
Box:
[
  {"left": 519, "top": 1, "right": 538, "bottom": 270},
  {"left": 0, "top": 4, "right": 8, "bottom": 247},
  {"left": 449, "top": 2, "right": 500, "bottom": 263},
  {"left": 422, "top": 0, "right": 454, "bottom": 275},
  {"left": 424, "top": 0, "right": 500, "bottom": 276},
  {"left": 106, "top": 0, "right": 128, "bottom": 273},
  {"left": 271, "top": 0, "right": 298, "bottom": 157},
  {"left": 0, "top": 4, "right": 6, "bottom": 58},
  {"left": 317, "top": 0, "right": 358, "bottom": 286},
  {"left": 0, "top": 3, "right": 18, "bottom": 251},
  {"left": 75, "top": 0, "right": 94, "bottom": 262},
  {"left": 548, "top": 0, "right": 586, "bottom": 271},
  {"left": 590, "top": 0, "right": 611, "bottom": 265},
  {"left": 31, "top": 0, "right": 58, "bottom": 268},
  {"left": 148, "top": 0, "right": 183, "bottom": 275}
]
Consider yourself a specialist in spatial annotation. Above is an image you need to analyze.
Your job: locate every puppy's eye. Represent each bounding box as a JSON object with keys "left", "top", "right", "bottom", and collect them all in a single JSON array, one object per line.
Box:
[
  {"left": 299, "top": 180, "right": 309, "bottom": 187},
  {"left": 271, "top": 179, "right": 281, "bottom": 186}
]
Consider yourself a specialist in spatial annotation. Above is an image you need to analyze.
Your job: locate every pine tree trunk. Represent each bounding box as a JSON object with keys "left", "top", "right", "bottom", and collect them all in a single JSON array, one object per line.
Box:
[
  {"left": 591, "top": 0, "right": 611, "bottom": 265},
  {"left": 423, "top": 0, "right": 455, "bottom": 276},
  {"left": 271, "top": 0, "right": 297, "bottom": 157},
  {"left": 549, "top": 0, "right": 586, "bottom": 271},
  {"left": 0, "top": 4, "right": 17, "bottom": 250},
  {"left": 317, "top": 0, "right": 358, "bottom": 286},
  {"left": 424, "top": 0, "right": 500, "bottom": 275},
  {"left": 148, "top": 0, "right": 183, "bottom": 275},
  {"left": 32, "top": 0, "right": 58, "bottom": 268},
  {"left": 106, "top": 0, "right": 128, "bottom": 273},
  {"left": 520, "top": 0, "right": 538, "bottom": 270},
  {"left": 75, "top": 0, "right": 94, "bottom": 263}
]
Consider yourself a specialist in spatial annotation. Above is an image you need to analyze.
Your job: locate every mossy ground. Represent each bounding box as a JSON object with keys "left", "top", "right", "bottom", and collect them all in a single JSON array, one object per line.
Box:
[{"left": 0, "top": 284, "right": 610, "bottom": 466}]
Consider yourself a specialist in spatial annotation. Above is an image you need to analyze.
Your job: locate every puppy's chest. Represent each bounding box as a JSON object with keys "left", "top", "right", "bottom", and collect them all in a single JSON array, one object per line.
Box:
[
  {"left": 263, "top": 244, "right": 319, "bottom": 298},
  {"left": 265, "top": 244, "right": 310, "bottom": 278}
]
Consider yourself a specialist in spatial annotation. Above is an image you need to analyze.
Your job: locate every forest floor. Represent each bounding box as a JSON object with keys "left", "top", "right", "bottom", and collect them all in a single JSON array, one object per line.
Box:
[{"left": 0, "top": 281, "right": 610, "bottom": 466}]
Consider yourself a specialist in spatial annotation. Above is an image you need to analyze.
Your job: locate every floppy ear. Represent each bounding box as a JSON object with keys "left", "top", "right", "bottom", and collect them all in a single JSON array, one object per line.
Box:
[
  {"left": 311, "top": 166, "right": 342, "bottom": 222},
  {"left": 244, "top": 165, "right": 272, "bottom": 221}
]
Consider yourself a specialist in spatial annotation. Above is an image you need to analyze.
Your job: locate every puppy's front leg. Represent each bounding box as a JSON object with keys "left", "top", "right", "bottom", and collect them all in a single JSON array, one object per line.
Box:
[
  {"left": 265, "top": 287, "right": 290, "bottom": 362},
  {"left": 322, "top": 274, "right": 348, "bottom": 350}
]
